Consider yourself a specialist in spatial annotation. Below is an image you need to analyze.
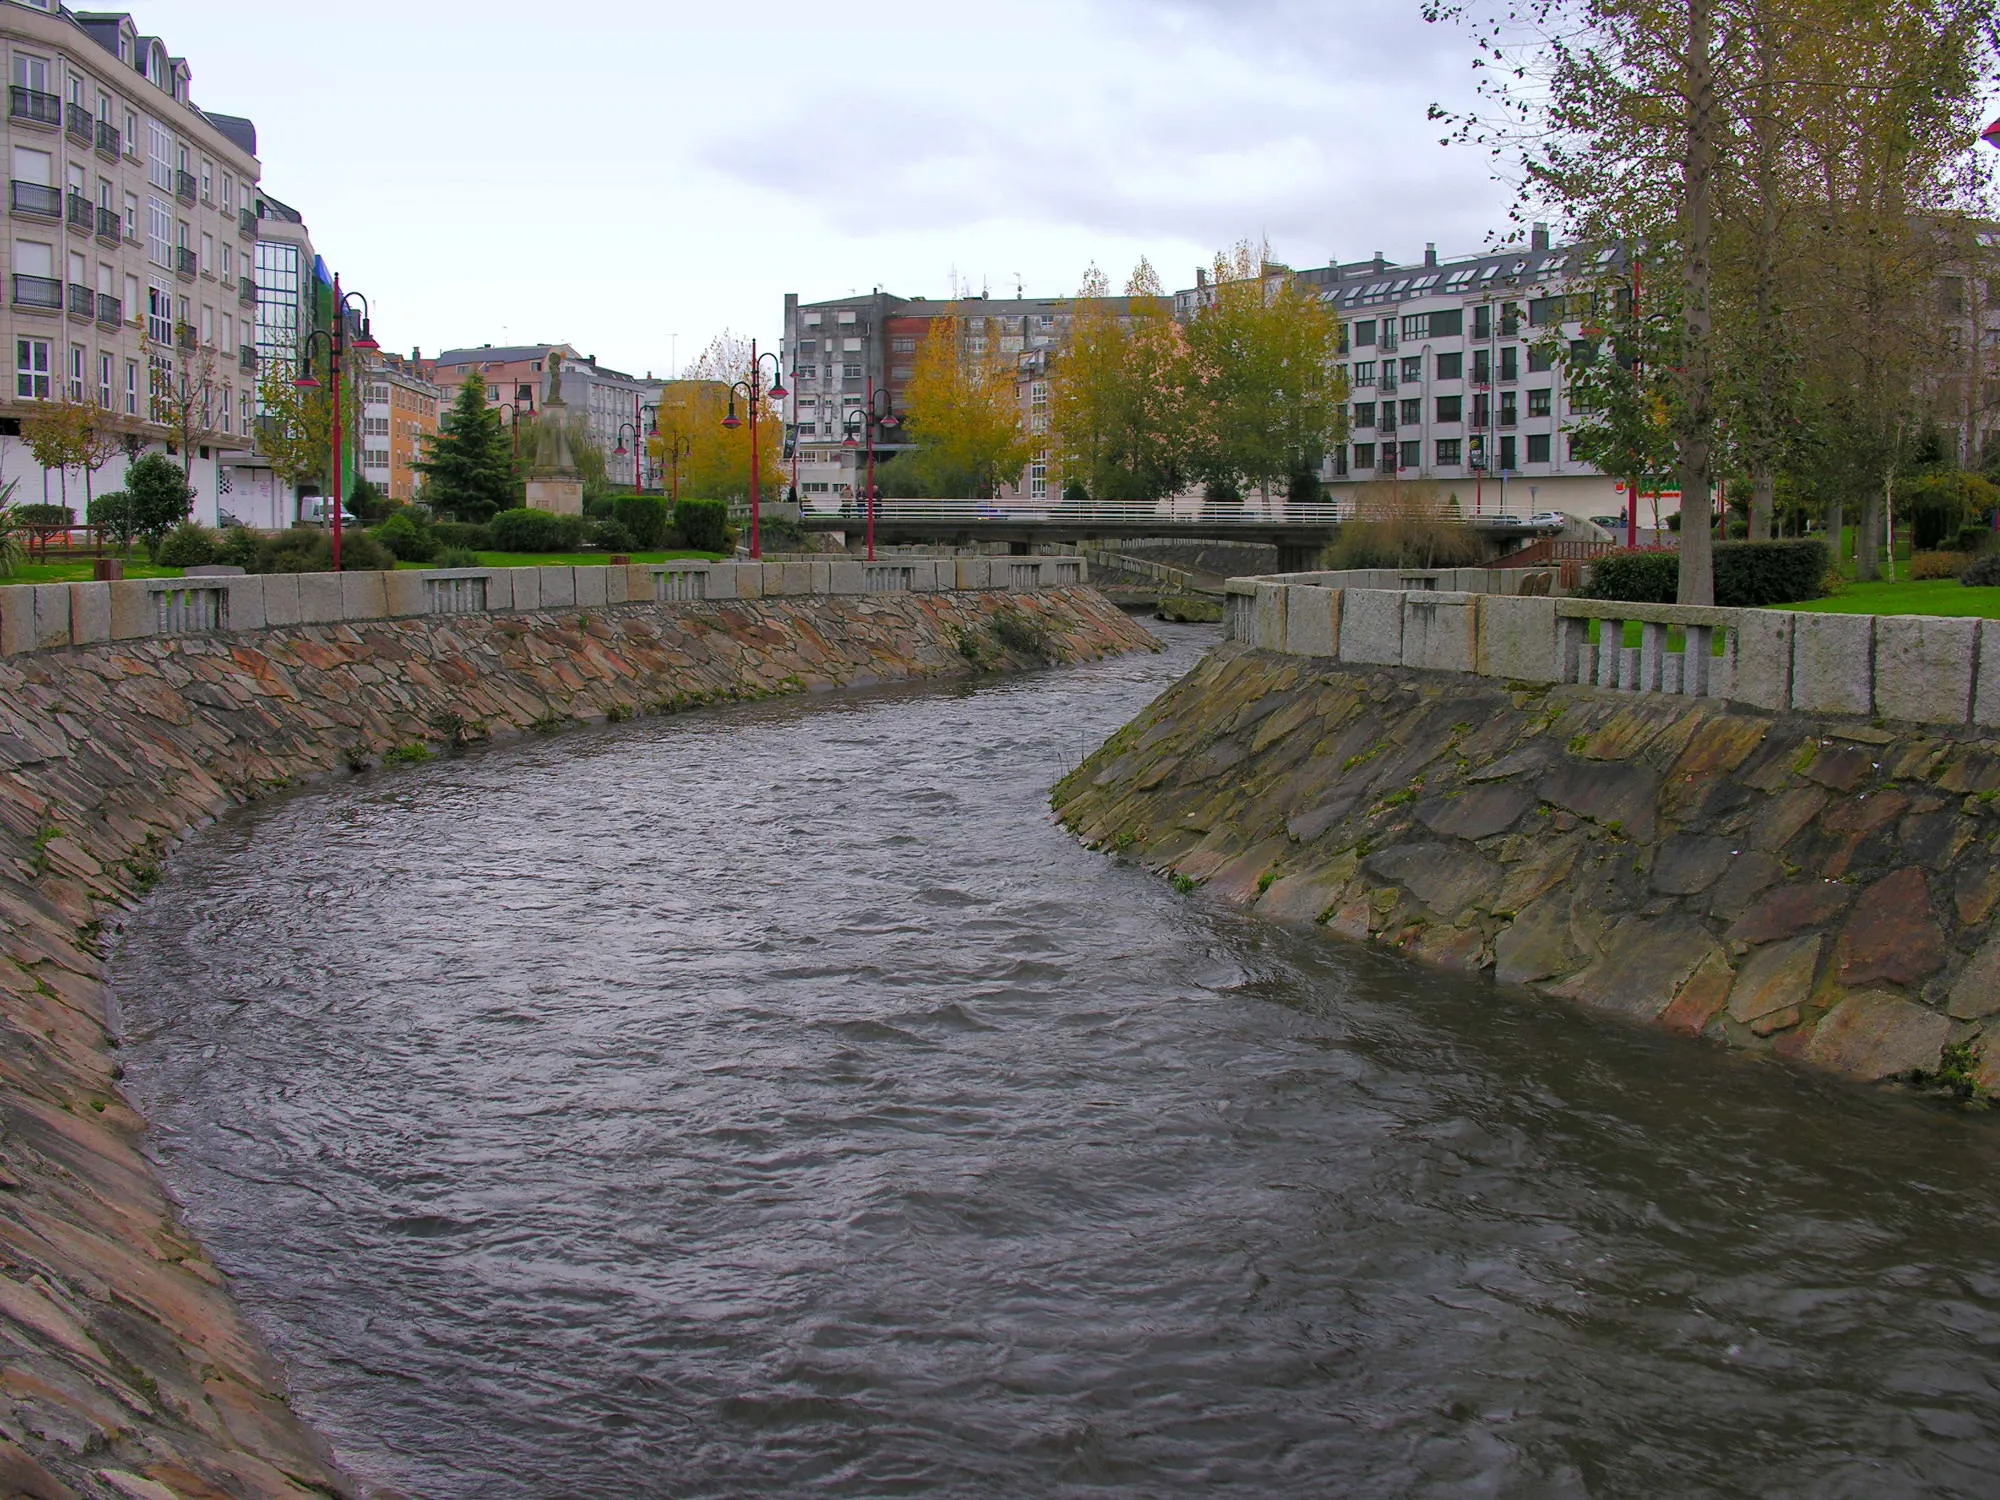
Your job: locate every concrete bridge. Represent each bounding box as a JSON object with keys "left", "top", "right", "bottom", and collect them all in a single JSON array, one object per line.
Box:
[{"left": 799, "top": 500, "right": 1564, "bottom": 572}]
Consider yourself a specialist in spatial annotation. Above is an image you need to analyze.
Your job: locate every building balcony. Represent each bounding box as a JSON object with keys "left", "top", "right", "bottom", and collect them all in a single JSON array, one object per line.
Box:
[
  {"left": 175, "top": 246, "right": 197, "bottom": 281},
  {"left": 238, "top": 206, "right": 256, "bottom": 240},
  {"left": 12, "top": 274, "right": 61, "bottom": 312},
  {"left": 66, "top": 192, "right": 93, "bottom": 233},
  {"left": 175, "top": 321, "right": 196, "bottom": 352},
  {"left": 63, "top": 102, "right": 92, "bottom": 146},
  {"left": 96, "top": 206, "right": 121, "bottom": 245},
  {"left": 9, "top": 181, "right": 59, "bottom": 219},
  {"left": 95, "top": 120, "right": 119, "bottom": 160},
  {"left": 65, "top": 282, "right": 93, "bottom": 320},
  {"left": 1499, "top": 414, "right": 1517, "bottom": 428},
  {"left": 8, "top": 86, "right": 59, "bottom": 129},
  {"left": 96, "top": 292, "right": 121, "bottom": 329},
  {"left": 174, "top": 170, "right": 197, "bottom": 206},
  {"left": 238, "top": 344, "right": 257, "bottom": 372},
  {"left": 237, "top": 277, "right": 257, "bottom": 307}
]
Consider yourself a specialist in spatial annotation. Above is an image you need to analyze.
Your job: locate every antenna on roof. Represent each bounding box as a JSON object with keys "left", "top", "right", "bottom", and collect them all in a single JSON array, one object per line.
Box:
[{"left": 1014, "top": 272, "right": 1023, "bottom": 298}]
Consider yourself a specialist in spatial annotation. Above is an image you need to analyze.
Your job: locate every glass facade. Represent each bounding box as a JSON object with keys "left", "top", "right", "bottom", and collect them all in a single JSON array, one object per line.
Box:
[{"left": 254, "top": 239, "right": 301, "bottom": 413}]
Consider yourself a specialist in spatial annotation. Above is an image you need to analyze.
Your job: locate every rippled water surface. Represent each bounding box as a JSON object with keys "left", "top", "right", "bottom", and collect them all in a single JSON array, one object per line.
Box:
[{"left": 113, "top": 623, "right": 2000, "bottom": 1498}]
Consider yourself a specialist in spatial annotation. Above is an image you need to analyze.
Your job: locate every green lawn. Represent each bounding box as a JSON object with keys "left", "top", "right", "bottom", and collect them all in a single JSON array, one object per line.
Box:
[
  {"left": 1776, "top": 578, "right": 2000, "bottom": 618},
  {"left": 0, "top": 559, "right": 183, "bottom": 585}
]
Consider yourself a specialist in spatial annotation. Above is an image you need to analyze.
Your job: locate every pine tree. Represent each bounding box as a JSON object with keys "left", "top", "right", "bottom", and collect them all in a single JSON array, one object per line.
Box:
[{"left": 417, "top": 373, "right": 517, "bottom": 520}]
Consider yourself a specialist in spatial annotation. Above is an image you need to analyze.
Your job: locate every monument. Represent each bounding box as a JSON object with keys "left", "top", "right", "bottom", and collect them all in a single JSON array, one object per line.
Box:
[{"left": 524, "top": 349, "right": 585, "bottom": 516}]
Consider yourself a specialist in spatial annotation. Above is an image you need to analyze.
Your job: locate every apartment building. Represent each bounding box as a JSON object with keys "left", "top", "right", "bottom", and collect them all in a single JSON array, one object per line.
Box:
[
  {"left": 0, "top": 5, "right": 262, "bottom": 521},
  {"left": 357, "top": 350, "right": 440, "bottom": 502},
  {"left": 779, "top": 289, "right": 1151, "bottom": 503},
  {"left": 423, "top": 344, "right": 664, "bottom": 483}
]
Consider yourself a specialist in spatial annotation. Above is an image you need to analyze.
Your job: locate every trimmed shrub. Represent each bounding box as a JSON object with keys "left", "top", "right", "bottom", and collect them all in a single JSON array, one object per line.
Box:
[
  {"left": 434, "top": 546, "right": 480, "bottom": 570},
  {"left": 431, "top": 521, "right": 491, "bottom": 552},
  {"left": 1713, "top": 539, "right": 1827, "bottom": 606},
  {"left": 253, "top": 527, "right": 396, "bottom": 574},
  {"left": 87, "top": 491, "right": 136, "bottom": 551},
  {"left": 1578, "top": 548, "right": 1679, "bottom": 603},
  {"left": 589, "top": 519, "right": 637, "bottom": 552},
  {"left": 155, "top": 521, "right": 220, "bottom": 567},
  {"left": 488, "top": 506, "right": 587, "bottom": 553},
  {"left": 1955, "top": 524, "right": 1998, "bottom": 554},
  {"left": 218, "top": 526, "right": 261, "bottom": 570},
  {"left": 14, "top": 503, "right": 72, "bottom": 527},
  {"left": 1963, "top": 552, "right": 2000, "bottom": 587},
  {"left": 373, "top": 509, "right": 438, "bottom": 563},
  {"left": 1911, "top": 550, "right": 1968, "bottom": 580},
  {"left": 674, "top": 497, "right": 729, "bottom": 554},
  {"left": 612, "top": 493, "right": 669, "bottom": 549}
]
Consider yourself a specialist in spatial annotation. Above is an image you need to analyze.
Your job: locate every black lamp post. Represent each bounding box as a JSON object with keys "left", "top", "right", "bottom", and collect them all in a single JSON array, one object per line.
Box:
[
  {"left": 720, "top": 339, "right": 788, "bottom": 559},
  {"left": 291, "top": 276, "right": 377, "bottom": 570},
  {"left": 840, "top": 378, "right": 899, "bottom": 561}
]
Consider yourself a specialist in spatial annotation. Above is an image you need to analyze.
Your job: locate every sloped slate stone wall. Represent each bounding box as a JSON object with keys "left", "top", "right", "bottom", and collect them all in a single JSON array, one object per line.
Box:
[
  {"left": 1056, "top": 642, "right": 2000, "bottom": 1087},
  {"left": 0, "top": 587, "right": 1154, "bottom": 1499}
]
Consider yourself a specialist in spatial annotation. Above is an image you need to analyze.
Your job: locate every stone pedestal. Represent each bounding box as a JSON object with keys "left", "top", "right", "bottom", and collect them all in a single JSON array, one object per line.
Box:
[{"left": 525, "top": 479, "right": 584, "bottom": 516}]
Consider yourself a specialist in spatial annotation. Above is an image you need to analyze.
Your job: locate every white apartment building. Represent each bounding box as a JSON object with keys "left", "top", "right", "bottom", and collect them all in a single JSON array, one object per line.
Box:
[
  {"left": 0, "top": 5, "right": 262, "bottom": 522},
  {"left": 1176, "top": 232, "right": 1640, "bottom": 522}
]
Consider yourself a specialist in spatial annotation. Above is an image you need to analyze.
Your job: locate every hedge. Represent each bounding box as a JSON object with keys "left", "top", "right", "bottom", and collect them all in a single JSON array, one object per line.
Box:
[
  {"left": 488, "top": 506, "right": 588, "bottom": 553},
  {"left": 1580, "top": 540, "right": 1828, "bottom": 607},
  {"left": 430, "top": 521, "right": 492, "bottom": 552},
  {"left": 674, "top": 498, "right": 729, "bottom": 554},
  {"left": 612, "top": 493, "right": 669, "bottom": 549}
]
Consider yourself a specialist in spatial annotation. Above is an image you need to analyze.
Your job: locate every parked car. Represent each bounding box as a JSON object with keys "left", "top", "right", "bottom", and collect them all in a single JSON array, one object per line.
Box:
[
  {"left": 300, "top": 498, "right": 358, "bottom": 527},
  {"left": 1589, "top": 513, "right": 1627, "bottom": 529},
  {"left": 1529, "top": 510, "right": 1569, "bottom": 528}
]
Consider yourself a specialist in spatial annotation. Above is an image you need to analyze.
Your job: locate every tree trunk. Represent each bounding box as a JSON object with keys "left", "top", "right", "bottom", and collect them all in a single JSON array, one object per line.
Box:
[
  {"left": 1750, "top": 469, "right": 1775, "bottom": 540},
  {"left": 1856, "top": 492, "right": 1881, "bottom": 581},
  {"left": 1675, "top": 0, "right": 1718, "bottom": 605}
]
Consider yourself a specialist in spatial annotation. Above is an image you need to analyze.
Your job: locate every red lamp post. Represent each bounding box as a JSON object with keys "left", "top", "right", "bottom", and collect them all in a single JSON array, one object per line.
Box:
[
  {"left": 292, "top": 275, "right": 377, "bottom": 571},
  {"left": 721, "top": 338, "right": 788, "bottom": 559},
  {"left": 840, "top": 376, "right": 899, "bottom": 562}
]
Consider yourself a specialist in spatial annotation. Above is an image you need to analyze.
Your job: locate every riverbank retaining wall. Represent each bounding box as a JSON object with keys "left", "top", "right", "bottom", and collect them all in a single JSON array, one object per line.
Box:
[
  {"left": 0, "top": 578, "right": 1154, "bottom": 1498},
  {"left": 1056, "top": 633, "right": 2000, "bottom": 1091}
]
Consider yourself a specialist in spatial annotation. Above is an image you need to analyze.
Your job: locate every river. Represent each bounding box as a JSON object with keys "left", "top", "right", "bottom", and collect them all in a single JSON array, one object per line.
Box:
[{"left": 111, "top": 622, "right": 2000, "bottom": 1498}]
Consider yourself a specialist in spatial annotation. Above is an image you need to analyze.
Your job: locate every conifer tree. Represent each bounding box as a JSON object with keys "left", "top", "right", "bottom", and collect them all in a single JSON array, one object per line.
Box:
[{"left": 416, "top": 373, "right": 517, "bottom": 521}]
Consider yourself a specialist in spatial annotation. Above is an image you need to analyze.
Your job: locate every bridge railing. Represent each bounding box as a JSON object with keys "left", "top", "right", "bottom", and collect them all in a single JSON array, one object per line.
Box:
[{"left": 807, "top": 498, "right": 1359, "bottom": 526}]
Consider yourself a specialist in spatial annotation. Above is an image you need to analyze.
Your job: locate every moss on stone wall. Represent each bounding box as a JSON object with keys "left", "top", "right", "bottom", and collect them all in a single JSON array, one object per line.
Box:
[{"left": 1057, "top": 643, "right": 2000, "bottom": 1092}]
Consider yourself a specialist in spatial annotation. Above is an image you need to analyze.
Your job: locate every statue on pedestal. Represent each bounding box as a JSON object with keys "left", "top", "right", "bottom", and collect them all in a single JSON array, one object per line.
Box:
[{"left": 524, "top": 349, "right": 584, "bottom": 516}]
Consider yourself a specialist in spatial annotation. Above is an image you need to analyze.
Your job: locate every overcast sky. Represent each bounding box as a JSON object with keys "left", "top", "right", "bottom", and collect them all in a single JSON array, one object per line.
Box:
[{"left": 142, "top": 0, "right": 1512, "bottom": 378}]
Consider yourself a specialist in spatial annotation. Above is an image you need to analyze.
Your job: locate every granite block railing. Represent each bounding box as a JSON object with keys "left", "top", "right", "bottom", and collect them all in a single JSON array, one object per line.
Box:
[
  {"left": 1223, "top": 578, "right": 1999, "bottom": 727},
  {"left": 0, "top": 554, "right": 1088, "bottom": 657}
]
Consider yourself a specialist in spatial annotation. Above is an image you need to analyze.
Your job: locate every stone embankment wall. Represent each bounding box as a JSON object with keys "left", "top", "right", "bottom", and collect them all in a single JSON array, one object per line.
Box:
[
  {"left": 0, "top": 582, "right": 1154, "bottom": 1499},
  {"left": 1057, "top": 641, "right": 2000, "bottom": 1088}
]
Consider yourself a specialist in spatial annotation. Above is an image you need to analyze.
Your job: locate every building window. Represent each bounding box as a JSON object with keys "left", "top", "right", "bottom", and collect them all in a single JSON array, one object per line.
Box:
[
  {"left": 1353, "top": 320, "right": 1376, "bottom": 346},
  {"left": 1436, "top": 395, "right": 1462, "bottom": 423},
  {"left": 1352, "top": 442, "right": 1375, "bottom": 468},
  {"left": 1527, "top": 433, "right": 1552, "bottom": 463},
  {"left": 1500, "top": 435, "right": 1517, "bottom": 471},
  {"left": 843, "top": 363, "right": 861, "bottom": 378},
  {"left": 97, "top": 352, "right": 111, "bottom": 408},
  {"left": 1473, "top": 305, "right": 1492, "bottom": 340},
  {"left": 1436, "top": 438, "right": 1462, "bottom": 466},
  {"left": 1400, "top": 398, "right": 1421, "bottom": 426},
  {"left": 1500, "top": 346, "right": 1519, "bottom": 381},
  {"left": 1352, "top": 361, "right": 1376, "bottom": 386},
  {"left": 1436, "top": 351, "right": 1463, "bottom": 380},
  {"left": 1528, "top": 387, "right": 1553, "bottom": 418},
  {"left": 1030, "top": 451, "right": 1047, "bottom": 499},
  {"left": 68, "top": 344, "right": 85, "bottom": 402},
  {"left": 1399, "top": 440, "right": 1421, "bottom": 469},
  {"left": 16, "top": 339, "right": 51, "bottom": 400},
  {"left": 1353, "top": 402, "right": 1376, "bottom": 428},
  {"left": 1528, "top": 345, "right": 1554, "bottom": 373},
  {"left": 125, "top": 358, "right": 138, "bottom": 414}
]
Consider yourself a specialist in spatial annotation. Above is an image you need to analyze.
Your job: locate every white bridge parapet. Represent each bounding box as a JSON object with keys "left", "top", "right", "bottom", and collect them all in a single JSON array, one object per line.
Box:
[
  {"left": 1223, "top": 578, "right": 1998, "bottom": 728},
  {"left": 0, "top": 555, "right": 1088, "bottom": 657}
]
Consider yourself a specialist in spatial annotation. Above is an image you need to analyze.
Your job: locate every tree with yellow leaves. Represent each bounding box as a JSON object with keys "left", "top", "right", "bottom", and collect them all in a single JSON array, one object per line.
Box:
[
  {"left": 894, "top": 310, "right": 1034, "bottom": 498},
  {"left": 1049, "top": 261, "right": 1191, "bottom": 501},
  {"left": 646, "top": 362, "right": 781, "bottom": 504}
]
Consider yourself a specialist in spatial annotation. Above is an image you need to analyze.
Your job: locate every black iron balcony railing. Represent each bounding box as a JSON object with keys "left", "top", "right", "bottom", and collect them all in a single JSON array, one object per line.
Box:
[
  {"left": 237, "top": 276, "right": 258, "bottom": 306},
  {"left": 66, "top": 282, "right": 93, "bottom": 318},
  {"left": 9, "top": 181, "right": 59, "bottom": 218},
  {"left": 96, "top": 205, "right": 120, "bottom": 243},
  {"left": 12, "top": 274, "right": 62, "bottom": 310},
  {"left": 174, "top": 169, "right": 197, "bottom": 205},
  {"left": 96, "top": 292, "right": 121, "bottom": 327},
  {"left": 95, "top": 119, "right": 119, "bottom": 158},
  {"left": 238, "top": 206, "right": 256, "bottom": 239},
  {"left": 238, "top": 344, "right": 257, "bottom": 372},
  {"left": 8, "top": 86, "right": 59, "bottom": 128},
  {"left": 63, "top": 102, "right": 92, "bottom": 145},
  {"left": 66, "top": 192, "right": 92, "bottom": 231},
  {"left": 174, "top": 321, "right": 196, "bottom": 351},
  {"left": 175, "top": 246, "right": 197, "bottom": 280}
]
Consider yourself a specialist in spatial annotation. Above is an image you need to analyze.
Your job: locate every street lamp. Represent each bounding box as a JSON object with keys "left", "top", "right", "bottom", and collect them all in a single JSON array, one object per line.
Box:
[
  {"left": 840, "top": 377, "right": 900, "bottom": 561},
  {"left": 291, "top": 275, "right": 376, "bottom": 571},
  {"left": 720, "top": 338, "right": 787, "bottom": 559},
  {"left": 639, "top": 401, "right": 660, "bottom": 491},
  {"left": 495, "top": 400, "right": 525, "bottom": 458},
  {"left": 658, "top": 432, "right": 691, "bottom": 500},
  {"left": 614, "top": 422, "right": 641, "bottom": 495}
]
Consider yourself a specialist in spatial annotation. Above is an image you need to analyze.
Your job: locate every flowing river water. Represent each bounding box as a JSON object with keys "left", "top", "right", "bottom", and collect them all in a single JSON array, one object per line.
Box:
[{"left": 111, "top": 623, "right": 2000, "bottom": 1499}]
